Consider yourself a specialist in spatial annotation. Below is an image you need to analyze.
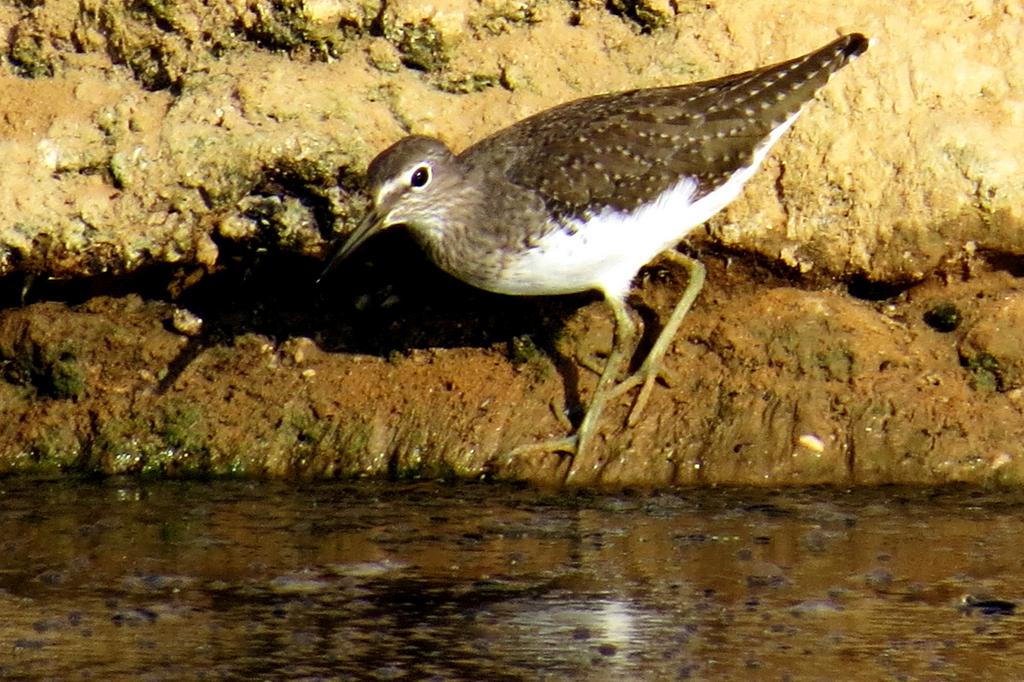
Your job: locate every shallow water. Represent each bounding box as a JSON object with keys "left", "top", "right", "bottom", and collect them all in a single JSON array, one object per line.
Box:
[{"left": 1, "top": 479, "right": 1021, "bottom": 680}]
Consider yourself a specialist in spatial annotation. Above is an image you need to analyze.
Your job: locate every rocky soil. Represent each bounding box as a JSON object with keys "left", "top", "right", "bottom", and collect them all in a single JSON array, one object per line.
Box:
[{"left": 1, "top": 0, "right": 1022, "bottom": 485}]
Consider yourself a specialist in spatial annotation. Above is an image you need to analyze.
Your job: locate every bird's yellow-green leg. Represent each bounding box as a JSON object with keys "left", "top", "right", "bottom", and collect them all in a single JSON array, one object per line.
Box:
[
  {"left": 609, "top": 251, "right": 706, "bottom": 426},
  {"left": 504, "top": 292, "right": 638, "bottom": 483},
  {"left": 505, "top": 253, "right": 699, "bottom": 481},
  {"left": 564, "top": 293, "right": 638, "bottom": 482}
]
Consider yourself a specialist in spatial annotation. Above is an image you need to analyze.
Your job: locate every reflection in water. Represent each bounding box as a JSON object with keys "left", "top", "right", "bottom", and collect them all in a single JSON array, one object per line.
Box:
[{"left": 0, "top": 479, "right": 1021, "bottom": 679}]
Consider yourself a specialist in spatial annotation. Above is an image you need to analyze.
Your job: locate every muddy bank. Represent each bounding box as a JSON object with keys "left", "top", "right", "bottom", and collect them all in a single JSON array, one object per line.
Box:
[
  {"left": 2, "top": 243, "right": 1022, "bottom": 485},
  {"left": 1, "top": 1, "right": 1023, "bottom": 485}
]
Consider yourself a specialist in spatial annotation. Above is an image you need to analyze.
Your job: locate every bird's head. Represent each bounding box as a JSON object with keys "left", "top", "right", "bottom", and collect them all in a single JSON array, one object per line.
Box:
[{"left": 320, "top": 135, "right": 463, "bottom": 280}]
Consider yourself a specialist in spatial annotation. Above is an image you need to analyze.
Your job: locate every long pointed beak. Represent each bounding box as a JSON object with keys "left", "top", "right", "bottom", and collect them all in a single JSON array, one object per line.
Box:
[{"left": 317, "top": 205, "right": 384, "bottom": 284}]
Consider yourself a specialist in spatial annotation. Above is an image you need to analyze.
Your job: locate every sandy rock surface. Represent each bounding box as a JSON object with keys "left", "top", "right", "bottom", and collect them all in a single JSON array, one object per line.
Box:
[{"left": 2, "top": 0, "right": 1021, "bottom": 280}]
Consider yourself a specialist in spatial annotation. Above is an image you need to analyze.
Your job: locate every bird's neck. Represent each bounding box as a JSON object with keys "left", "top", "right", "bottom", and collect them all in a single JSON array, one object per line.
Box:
[
  {"left": 404, "top": 192, "right": 478, "bottom": 269},
  {"left": 404, "top": 178, "right": 526, "bottom": 289}
]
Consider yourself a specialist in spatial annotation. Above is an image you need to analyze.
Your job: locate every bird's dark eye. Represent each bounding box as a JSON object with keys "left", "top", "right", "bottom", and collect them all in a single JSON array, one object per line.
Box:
[{"left": 410, "top": 166, "right": 430, "bottom": 188}]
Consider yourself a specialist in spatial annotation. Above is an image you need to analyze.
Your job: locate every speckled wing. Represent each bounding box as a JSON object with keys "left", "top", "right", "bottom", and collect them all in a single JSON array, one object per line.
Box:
[{"left": 461, "top": 33, "right": 868, "bottom": 222}]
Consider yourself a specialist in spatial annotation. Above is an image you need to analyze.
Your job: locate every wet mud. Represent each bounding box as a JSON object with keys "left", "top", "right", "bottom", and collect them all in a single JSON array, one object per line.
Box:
[
  {"left": 1, "top": 1, "right": 1023, "bottom": 485},
  {"left": 2, "top": 244, "right": 1023, "bottom": 486}
]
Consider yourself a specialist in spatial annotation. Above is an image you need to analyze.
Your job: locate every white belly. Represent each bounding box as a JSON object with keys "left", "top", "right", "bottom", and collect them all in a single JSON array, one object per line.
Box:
[
  {"left": 490, "top": 113, "right": 798, "bottom": 300},
  {"left": 494, "top": 176, "right": 703, "bottom": 298}
]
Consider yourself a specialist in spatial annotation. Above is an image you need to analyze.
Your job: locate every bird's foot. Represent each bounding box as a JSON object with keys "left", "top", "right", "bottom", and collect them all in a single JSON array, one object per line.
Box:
[
  {"left": 501, "top": 435, "right": 576, "bottom": 476},
  {"left": 608, "top": 361, "right": 677, "bottom": 427},
  {"left": 505, "top": 435, "right": 578, "bottom": 461},
  {"left": 577, "top": 351, "right": 611, "bottom": 378},
  {"left": 503, "top": 430, "right": 608, "bottom": 485}
]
